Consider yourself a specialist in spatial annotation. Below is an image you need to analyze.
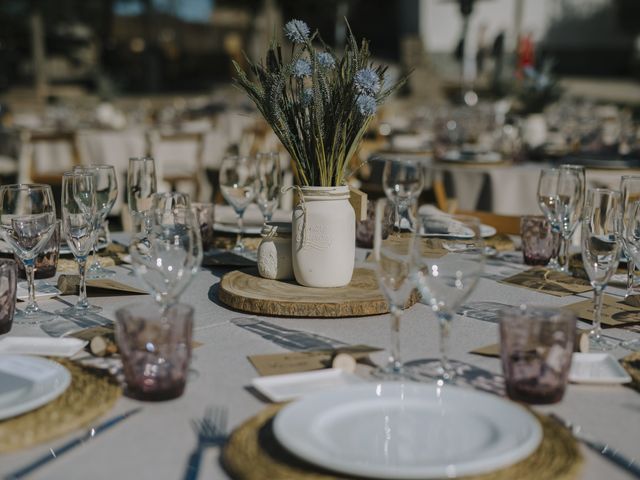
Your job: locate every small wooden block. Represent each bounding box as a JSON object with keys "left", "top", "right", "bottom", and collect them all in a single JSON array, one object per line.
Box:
[{"left": 349, "top": 187, "right": 368, "bottom": 222}]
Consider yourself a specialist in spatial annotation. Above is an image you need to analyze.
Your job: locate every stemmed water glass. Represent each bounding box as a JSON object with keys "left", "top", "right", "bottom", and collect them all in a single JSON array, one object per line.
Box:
[
  {"left": 255, "top": 152, "right": 282, "bottom": 223},
  {"left": 219, "top": 155, "right": 257, "bottom": 252},
  {"left": 412, "top": 214, "right": 486, "bottom": 383},
  {"left": 128, "top": 157, "right": 157, "bottom": 232},
  {"left": 74, "top": 165, "right": 118, "bottom": 279},
  {"left": 537, "top": 168, "right": 582, "bottom": 271},
  {"left": 382, "top": 158, "right": 424, "bottom": 232},
  {"left": 0, "top": 184, "right": 57, "bottom": 324},
  {"left": 59, "top": 171, "right": 103, "bottom": 315},
  {"left": 581, "top": 188, "right": 621, "bottom": 351},
  {"left": 619, "top": 200, "right": 640, "bottom": 351},
  {"left": 620, "top": 175, "right": 640, "bottom": 298},
  {"left": 372, "top": 198, "right": 415, "bottom": 378},
  {"left": 130, "top": 206, "right": 202, "bottom": 310}
]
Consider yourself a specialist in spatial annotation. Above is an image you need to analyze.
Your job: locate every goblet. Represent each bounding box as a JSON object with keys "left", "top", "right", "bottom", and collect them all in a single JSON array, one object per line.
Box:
[
  {"left": 619, "top": 200, "right": 640, "bottom": 351},
  {"left": 74, "top": 165, "right": 118, "bottom": 278},
  {"left": 256, "top": 152, "right": 282, "bottom": 223},
  {"left": 412, "top": 214, "right": 485, "bottom": 383},
  {"left": 128, "top": 156, "right": 157, "bottom": 232},
  {"left": 372, "top": 198, "right": 416, "bottom": 378},
  {"left": 219, "top": 155, "right": 257, "bottom": 252},
  {"left": 581, "top": 188, "right": 621, "bottom": 351},
  {"left": 620, "top": 175, "right": 640, "bottom": 298},
  {"left": 130, "top": 207, "right": 202, "bottom": 310},
  {"left": 0, "top": 184, "right": 56, "bottom": 324},
  {"left": 59, "top": 171, "right": 103, "bottom": 315},
  {"left": 537, "top": 168, "right": 581, "bottom": 271},
  {"left": 382, "top": 158, "right": 423, "bottom": 232}
]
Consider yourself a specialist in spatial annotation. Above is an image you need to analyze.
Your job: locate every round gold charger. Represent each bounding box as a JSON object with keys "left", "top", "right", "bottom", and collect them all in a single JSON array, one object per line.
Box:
[
  {"left": 222, "top": 404, "right": 583, "bottom": 480},
  {"left": 0, "top": 359, "right": 121, "bottom": 452}
]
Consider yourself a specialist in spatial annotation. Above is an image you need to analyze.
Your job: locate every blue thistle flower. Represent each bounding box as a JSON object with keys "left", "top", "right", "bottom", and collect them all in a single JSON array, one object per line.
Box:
[
  {"left": 354, "top": 68, "right": 381, "bottom": 95},
  {"left": 316, "top": 52, "right": 335, "bottom": 69},
  {"left": 356, "top": 95, "right": 377, "bottom": 116},
  {"left": 284, "top": 19, "right": 310, "bottom": 44},
  {"left": 293, "top": 59, "right": 312, "bottom": 78},
  {"left": 301, "top": 88, "right": 313, "bottom": 107}
]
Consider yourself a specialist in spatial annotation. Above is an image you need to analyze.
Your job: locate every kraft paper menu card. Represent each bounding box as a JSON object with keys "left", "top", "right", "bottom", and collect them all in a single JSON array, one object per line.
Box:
[
  {"left": 248, "top": 345, "right": 381, "bottom": 376},
  {"left": 57, "top": 275, "right": 148, "bottom": 296},
  {"left": 500, "top": 268, "right": 592, "bottom": 297},
  {"left": 564, "top": 295, "right": 640, "bottom": 328}
]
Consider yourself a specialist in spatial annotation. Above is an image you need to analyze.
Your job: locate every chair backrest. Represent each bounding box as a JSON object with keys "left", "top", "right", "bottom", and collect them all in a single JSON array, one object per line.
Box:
[
  {"left": 151, "top": 131, "right": 204, "bottom": 178},
  {"left": 432, "top": 177, "right": 521, "bottom": 235},
  {"left": 27, "top": 131, "right": 80, "bottom": 184}
]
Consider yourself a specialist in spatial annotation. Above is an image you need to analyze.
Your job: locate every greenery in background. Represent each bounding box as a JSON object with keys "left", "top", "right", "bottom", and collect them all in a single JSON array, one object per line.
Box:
[
  {"left": 233, "top": 19, "right": 405, "bottom": 187},
  {"left": 514, "top": 59, "right": 563, "bottom": 115}
]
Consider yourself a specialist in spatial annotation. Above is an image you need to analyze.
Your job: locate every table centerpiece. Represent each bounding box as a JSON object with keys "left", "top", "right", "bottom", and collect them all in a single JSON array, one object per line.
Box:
[{"left": 234, "top": 19, "right": 405, "bottom": 287}]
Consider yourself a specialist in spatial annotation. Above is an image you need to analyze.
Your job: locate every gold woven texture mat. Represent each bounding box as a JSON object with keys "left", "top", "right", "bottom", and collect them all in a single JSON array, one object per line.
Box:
[
  {"left": 0, "top": 359, "right": 121, "bottom": 452},
  {"left": 222, "top": 403, "right": 583, "bottom": 480},
  {"left": 621, "top": 351, "right": 640, "bottom": 392}
]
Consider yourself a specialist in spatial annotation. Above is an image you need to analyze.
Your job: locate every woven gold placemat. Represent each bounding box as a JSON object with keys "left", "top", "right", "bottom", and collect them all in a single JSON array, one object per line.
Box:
[
  {"left": 0, "top": 359, "right": 121, "bottom": 452},
  {"left": 222, "top": 403, "right": 582, "bottom": 480},
  {"left": 621, "top": 352, "right": 640, "bottom": 392}
]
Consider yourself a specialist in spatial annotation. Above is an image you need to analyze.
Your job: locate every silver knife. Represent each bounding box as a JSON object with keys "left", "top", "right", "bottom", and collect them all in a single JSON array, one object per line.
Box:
[
  {"left": 549, "top": 414, "right": 640, "bottom": 479},
  {"left": 5, "top": 408, "right": 142, "bottom": 480}
]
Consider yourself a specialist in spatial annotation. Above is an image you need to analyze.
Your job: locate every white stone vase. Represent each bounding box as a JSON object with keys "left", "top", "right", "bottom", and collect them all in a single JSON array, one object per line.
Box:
[{"left": 292, "top": 186, "right": 355, "bottom": 287}]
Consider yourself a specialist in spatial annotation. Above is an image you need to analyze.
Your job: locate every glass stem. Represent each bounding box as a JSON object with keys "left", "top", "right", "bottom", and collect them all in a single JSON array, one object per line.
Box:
[
  {"left": 24, "top": 259, "right": 38, "bottom": 312},
  {"left": 592, "top": 285, "right": 605, "bottom": 340},
  {"left": 626, "top": 260, "right": 636, "bottom": 298},
  {"left": 78, "top": 257, "right": 89, "bottom": 308},
  {"left": 561, "top": 233, "right": 571, "bottom": 272},
  {"left": 235, "top": 211, "right": 244, "bottom": 249},
  {"left": 388, "top": 306, "right": 403, "bottom": 372},
  {"left": 394, "top": 203, "right": 401, "bottom": 233},
  {"left": 438, "top": 312, "right": 454, "bottom": 382}
]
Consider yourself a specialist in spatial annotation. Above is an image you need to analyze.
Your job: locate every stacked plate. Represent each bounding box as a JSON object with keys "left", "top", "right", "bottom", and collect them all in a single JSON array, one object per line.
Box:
[
  {"left": 0, "top": 355, "right": 72, "bottom": 420},
  {"left": 272, "top": 382, "right": 542, "bottom": 479}
]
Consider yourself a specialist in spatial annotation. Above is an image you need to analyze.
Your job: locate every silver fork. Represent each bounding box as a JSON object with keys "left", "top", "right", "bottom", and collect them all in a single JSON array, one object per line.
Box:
[{"left": 183, "top": 407, "right": 229, "bottom": 480}]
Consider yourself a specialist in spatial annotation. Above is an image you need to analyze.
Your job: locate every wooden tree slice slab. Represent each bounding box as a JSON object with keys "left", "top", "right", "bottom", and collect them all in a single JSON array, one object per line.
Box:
[{"left": 218, "top": 268, "right": 416, "bottom": 318}]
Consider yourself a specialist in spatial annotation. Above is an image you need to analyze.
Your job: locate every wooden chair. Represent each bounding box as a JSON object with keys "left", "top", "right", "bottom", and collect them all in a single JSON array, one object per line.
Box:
[
  {"left": 26, "top": 130, "right": 81, "bottom": 185},
  {"left": 432, "top": 177, "right": 521, "bottom": 235},
  {"left": 151, "top": 131, "right": 205, "bottom": 201}
]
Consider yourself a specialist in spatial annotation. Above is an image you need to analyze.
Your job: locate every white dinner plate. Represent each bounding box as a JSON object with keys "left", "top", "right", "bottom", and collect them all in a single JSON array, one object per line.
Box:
[
  {"left": 418, "top": 223, "right": 496, "bottom": 239},
  {"left": 0, "top": 355, "right": 71, "bottom": 420},
  {"left": 0, "top": 337, "right": 87, "bottom": 357},
  {"left": 273, "top": 382, "right": 542, "bottom": 479}
]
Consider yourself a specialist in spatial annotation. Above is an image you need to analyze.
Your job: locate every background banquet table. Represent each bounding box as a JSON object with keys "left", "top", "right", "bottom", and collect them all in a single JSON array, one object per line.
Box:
[{"left": 1, "top": 244, "right": 639, "bottom": 480}]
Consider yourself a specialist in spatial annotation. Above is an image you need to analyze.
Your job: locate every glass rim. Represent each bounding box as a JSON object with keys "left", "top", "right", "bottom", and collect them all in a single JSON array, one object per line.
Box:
[
  {"left": 0, "top": 183, "right": 52, "bottom": 192},
  {"left": 501, "top": 305, "right": 577, "bottom": 322},
  {"left": 74, "top": 164, "right": 116, "bottom": 172},
  {"left": 129, "top": 156, "right": 155, "bottom": 163}
]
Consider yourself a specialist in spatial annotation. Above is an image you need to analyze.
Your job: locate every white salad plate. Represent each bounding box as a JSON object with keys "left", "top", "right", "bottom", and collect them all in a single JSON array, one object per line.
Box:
[
  {"left": 569, "top": 353, "right": 632, "bottom": 384},
  {"left": 273, "top": 382, "right": 542, "bottom": 479},
  {"left": 0, "top": 337, "right": 87, "bottom": 357},
  {"left": 0, "top": 355, "right": 72, "bottom": 420}
]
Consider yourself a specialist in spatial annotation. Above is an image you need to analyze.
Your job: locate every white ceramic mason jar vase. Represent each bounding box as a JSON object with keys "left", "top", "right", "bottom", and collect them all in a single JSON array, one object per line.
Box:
[{"left": 292, "top": 186, "right": 355, "bottom": 287}]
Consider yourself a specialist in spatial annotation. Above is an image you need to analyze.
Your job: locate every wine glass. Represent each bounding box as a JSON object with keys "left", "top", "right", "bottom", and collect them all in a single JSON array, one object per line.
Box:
[
  {"left": 255, "top": 152, "right": 282, "bottom": 223},
  {"left": 59, "top": 171, "right": 102, "bottom": 315},
  {"left": 0, "top": 184, "right": 57, "bottom": 324},
  {"left": 559, "top": 164, "right": 586, "bottom": 268},
  {"left": 412, "top": 214, "right": 486, "bottom": 383},
  {"left": 130, "top": 206, "right": 202, "bottom": 310},
  {"left": 537, "top": 168, "right": 581, "bottom": 271},
  {"left": 372, "top": 198, "right": 415, "bottom": 378},
  {"left": 581, "top": 188, "right": 622, "bottom": 351},
  {"left": 128, "top": 157, "right": 157, "bottom": 232},
  {"left": 620, "top": 175, "right": 640, "bottom": 298},
  {"left": 219, "top": 155, "right": 257, "bottom": 252},
  {"left": 382, "top": 158, "right": 424, "bottom": 232},
  {"left": 621, "top": 200, "right": 640, "bottom": 351},
  {"left": 74, "top": 165, "right": 118, "bottom": 279}
]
